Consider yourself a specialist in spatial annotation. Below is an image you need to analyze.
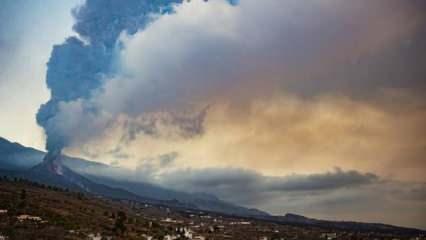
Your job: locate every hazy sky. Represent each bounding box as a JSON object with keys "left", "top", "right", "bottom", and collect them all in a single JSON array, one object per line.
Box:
[
  {"left": 0, "top": 0, "right": 425, "bottom": 229},
  {"left": 0, "top": 0, "right": 82, "bottom": 148}
]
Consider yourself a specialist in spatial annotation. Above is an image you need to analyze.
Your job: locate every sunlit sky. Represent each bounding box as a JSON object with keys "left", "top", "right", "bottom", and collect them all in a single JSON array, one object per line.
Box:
[{"left": 0, "top": 0, "right": 425, "bottom": 228}]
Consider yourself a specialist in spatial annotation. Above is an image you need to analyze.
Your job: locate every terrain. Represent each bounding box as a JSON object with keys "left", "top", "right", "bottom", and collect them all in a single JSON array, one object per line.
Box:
[
  {"left": 0, "top": 137, "right": 266, "bottom": 217},
  {"left": 0, "top": 178, "right": 425, "bottom": 240}
]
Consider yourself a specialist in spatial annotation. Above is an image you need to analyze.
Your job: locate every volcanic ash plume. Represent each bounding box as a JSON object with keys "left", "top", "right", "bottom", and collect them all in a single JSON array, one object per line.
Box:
[
  {"left": 36, "top": 0, "right": 186, "bottom": 167},
  {"left": 41, "top": 149, "right": 64, "bottom": 175}
]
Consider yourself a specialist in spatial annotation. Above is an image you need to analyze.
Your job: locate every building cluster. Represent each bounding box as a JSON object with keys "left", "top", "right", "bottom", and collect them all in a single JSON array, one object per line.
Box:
[
  {"left": 128, "top": 205, "right": 426, "bottom": 240},
  {"left": 0, "top": 178, "right": 424, "bottom": 240}
]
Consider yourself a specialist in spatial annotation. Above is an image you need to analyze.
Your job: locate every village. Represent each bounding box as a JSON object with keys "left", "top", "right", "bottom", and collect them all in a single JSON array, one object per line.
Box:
[{"left": 0, "top": 177, "right": 425, "bottom": 240}]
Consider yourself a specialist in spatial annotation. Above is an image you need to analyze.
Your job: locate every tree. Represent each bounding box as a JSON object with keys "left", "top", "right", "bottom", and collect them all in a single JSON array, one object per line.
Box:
[
  {"left": 18, "top": 189, "right": 27, "bottom": 209},
  {"left": 77, "top": 192, "right": 84, "bottom": 200},
  {"left": 114, "top": 211, "right": 127, "bottom": 235},
  {"left": 20, "top": 189, "right": 27, "bottom": 200}
]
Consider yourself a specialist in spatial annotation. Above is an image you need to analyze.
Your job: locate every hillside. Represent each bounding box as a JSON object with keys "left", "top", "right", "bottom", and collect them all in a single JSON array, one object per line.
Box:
[
  {"left": 0, "top": 137, "right": 267, "bottom": 217},
  {"left": 1, "top": 178, "right": 424, "bottom": 240},
  {"left": 0, "top": 177, "right": 170, "bottom": 240}
]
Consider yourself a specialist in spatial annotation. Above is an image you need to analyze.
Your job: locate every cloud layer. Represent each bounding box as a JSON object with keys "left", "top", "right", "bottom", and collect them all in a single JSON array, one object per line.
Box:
[
  {"left": 53, "top": 0, "right": 426, "bottom": 227},
  {"left": 39, "top": 0, "right": 426, "bottom": 153},
  {"left": 6, "top": 0, "right": 422, "bottom": 229},
  {"left": 160, "top": 168, "right": 378, "bottom": 203}
]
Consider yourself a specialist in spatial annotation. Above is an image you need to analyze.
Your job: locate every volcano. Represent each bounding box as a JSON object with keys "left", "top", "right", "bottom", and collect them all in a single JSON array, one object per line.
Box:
[
  {"left": 0, "top": 137, "right": 269, "bottom": 216},
  {"left": 28, "top": 150, "right": 95, "bottom": 192},
  {"left": 26, "top": 151, "right": 154, "bottom": 202},
  {"left": 39, "top": 150, "right": 66, "bottom": 174}
]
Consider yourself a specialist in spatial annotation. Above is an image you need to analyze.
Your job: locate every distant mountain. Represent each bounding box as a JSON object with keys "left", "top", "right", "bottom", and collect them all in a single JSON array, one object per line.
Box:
[
  {"left": 27, "top": 154, "right": 158, "bottom": 202},
  {"left": 258, "top": 213, "right": 425, "bottom": 235},
  {"left": 0, "top": 137, "right": 267, "bottom": 217},
  {"left": 85, "top": 175, "right": 266, "bottom": 216},
  {"left": 0, "top": 137, "right": 45, "bottom": 170}
]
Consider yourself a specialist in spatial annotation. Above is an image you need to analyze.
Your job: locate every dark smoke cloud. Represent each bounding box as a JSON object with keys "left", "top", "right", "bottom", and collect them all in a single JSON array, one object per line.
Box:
[
  {"left": 118, "top": 108, "right": 208, "bottom": 145},
  {"left": 36, "top": 37, "right": 108, "bottom": 151},
  {"left": 36, "top": 0, "right": 240, "bottom": 153},
  {"left": 72, "top": 0, "right": 181, "bottom": 48},
  {"left": 36, "top": 0, "right": 184, "bottom": 152},
  {"left": 161, "top": 168, "right": 378, "bottom": 198}
]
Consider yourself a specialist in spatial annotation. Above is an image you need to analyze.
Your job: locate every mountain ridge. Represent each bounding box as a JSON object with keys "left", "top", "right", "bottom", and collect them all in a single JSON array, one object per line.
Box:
[{"left": 0, "top": 136, "right": 268, "bottom": 217}]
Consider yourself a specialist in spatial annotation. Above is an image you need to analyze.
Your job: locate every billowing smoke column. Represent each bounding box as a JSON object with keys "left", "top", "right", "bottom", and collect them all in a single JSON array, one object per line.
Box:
[
  {"left": 37, "top": 0, "right": 240, "bottom": 163},
  {"left": 37, "top": 0, "right": 184, "bottom": 163}
]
